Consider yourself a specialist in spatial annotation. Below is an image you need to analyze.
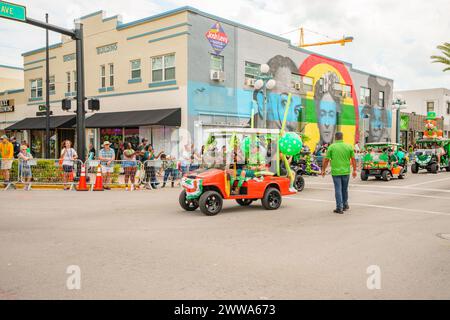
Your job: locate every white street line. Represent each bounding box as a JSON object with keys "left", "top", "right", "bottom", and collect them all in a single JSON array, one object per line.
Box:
[
  {"left": 285, "top": 196, "right": 450, "bottom": 217},
  {"left": 307, "top": 182, "right": 450, "bottom": 193},
  {"left": 404, "top": 177, "right": 450, "bottom": 188},
  {"left": 308, "top": 187, "right": 450, "bottom": 201}
]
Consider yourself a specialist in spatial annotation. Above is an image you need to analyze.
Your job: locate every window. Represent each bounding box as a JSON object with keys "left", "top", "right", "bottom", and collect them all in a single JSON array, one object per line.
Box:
[
  {"left": 302, "top": 75, "right": 314, "bottom": 92},
  {"left": 210, "top": 54, "right": 224, "bottom": 71},
  {"left": 447, "top": 102, "right": 450, "bottom": 115},
  {"left": 245, "top": 61, "right": 260, "bottom": 79},
  {"left": 109, "top": 63, "right": 114, "bottom": 86},
  {"left": 49, "top": 76, "right": 55, "bottom": 94},
  {"left": 427, "top": 101, "right": 435, "bottom": 112},
  {"left": 360, "top": 87, "right": 371, "bottom": 105},
  {"left": 333, "top": 83, "right": 352, "bottom": 98},
  {"left": 130, "top": 59, "right": 141, "bottom": 80},
  {"left": 100, "top": 65, "right": 106, "bottom": 88},
  {"left": 30, "top": 79, "right": 43, "bottom": 99},
  {"left": 378, "top": 91, "right": 385, "bottom": 107},
  {"left": 73, "top": 71, "right": 77, "bottom": 92},
  {"left": 151, "top": 53, "right": 176, "bottom": 82},
  {"left": 66, "top": 72, "right": 71, "bottom": 93}
]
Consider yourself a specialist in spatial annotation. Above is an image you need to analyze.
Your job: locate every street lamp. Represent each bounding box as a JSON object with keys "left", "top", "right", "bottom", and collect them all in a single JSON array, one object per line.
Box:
[
  {"left": 392, "top": 95, "right": 407, "bottom": 144},
  {"left": 254, "top": 64, "right": 276, "bottom": 128}
]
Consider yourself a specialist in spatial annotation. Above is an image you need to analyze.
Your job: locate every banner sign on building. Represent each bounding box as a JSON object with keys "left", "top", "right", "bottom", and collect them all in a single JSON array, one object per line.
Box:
[
  {"left": 0, "top": 99, "right": 14, "bottom": 113},
  {"left": 400, "top": 114, "right": 409, "bottom": 131},
  {"left": 205, "top": 22, "right": 229, "bottom": 55}
]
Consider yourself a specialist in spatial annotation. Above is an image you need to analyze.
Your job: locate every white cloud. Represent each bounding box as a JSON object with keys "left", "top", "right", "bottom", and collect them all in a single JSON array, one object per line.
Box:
[{"left": 1, "top": 0, "right": 449, "bottom": 90}]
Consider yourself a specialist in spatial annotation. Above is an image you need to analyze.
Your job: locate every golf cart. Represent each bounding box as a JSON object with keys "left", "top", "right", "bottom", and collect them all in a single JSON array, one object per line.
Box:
[
  {"left": 179, "top": 128, "right": 297, "bottom": 216},
  {"left": 411, "top": 138, "right": 450, "bottom": 174},
  {"left": 360, "top": 142, "right": 407, "bottom": 181}
]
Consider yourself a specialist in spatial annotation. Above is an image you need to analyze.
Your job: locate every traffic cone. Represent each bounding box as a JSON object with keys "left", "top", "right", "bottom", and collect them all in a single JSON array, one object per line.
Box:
[
  {"left": 76, "top": 164, "right": 89, "bottom": 191},
  {"left": 93, "top": 164, "right": 104, "bottom": 191}
]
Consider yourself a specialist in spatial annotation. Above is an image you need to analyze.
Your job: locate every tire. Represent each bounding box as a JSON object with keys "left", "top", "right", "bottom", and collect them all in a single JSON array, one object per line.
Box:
[
  {"left": 430, "top": 163, "right": 438, "bottom": 174},
  {"left": 179, "top": 190, "right": 199, "bottom": 211},
  {"left": 261, "top": 187, "right": 282, "bottom": 210},
  {"left": 294, "top": 174, "right": 305, "bottom": 192},
  {"left": 381, "top": 170, "right": 391, "bottom": 181},
  {"left": 446, "top": 166, "right": 450, "bottom": 172},
  {"left": 199, "top": 191, "right": 223, "bottom": 216},
  {"left": 411, "top": 163, "right": 419, "bottom": 174},
  {"left": 360, "top": 170, "right": 368, "bottom": 181},
  {"left": 236, "top": 199, "right": 253, "bottom": 206}
]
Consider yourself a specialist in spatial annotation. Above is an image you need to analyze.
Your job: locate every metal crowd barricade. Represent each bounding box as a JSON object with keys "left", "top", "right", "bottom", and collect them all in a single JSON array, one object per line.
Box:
[
  {"left": 85, "top": 160, "right": 144, "bottom": 188},
  {"left": 142, "top": 159, "right": 183, "bottom": 189},
  {"left": 0, "top": 158, "right": 20, "bottom": 190},
  {"left": 17, "top": 159, "right": 84, "bottom": 189}
]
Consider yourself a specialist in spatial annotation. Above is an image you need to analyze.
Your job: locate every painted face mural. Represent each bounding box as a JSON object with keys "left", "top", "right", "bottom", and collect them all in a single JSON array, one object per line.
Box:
[
  {"left": 299, "top": 55, "right": 359, "bottom": 150},
  {"left": 252, "top": 55, "right": 301, "bottom": 131},
  {"left": 359, "top": 76, "right": 392, "bottom": 143}
]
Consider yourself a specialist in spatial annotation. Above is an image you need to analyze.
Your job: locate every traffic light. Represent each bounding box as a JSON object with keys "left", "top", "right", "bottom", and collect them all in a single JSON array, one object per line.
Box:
[
  {"left": 88, "top": 98, "right": 100, "bottom": 111},
  {"left": 62, "top": 98, "right": 71, "bottom": 111}
]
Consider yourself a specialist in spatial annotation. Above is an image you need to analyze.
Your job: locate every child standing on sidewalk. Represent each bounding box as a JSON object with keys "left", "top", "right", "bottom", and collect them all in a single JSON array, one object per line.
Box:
[{"left": 160, "top": 154, "right": 177, "bottom": 188}]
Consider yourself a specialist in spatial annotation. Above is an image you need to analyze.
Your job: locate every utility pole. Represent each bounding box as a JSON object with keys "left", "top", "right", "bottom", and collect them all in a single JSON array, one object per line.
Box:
[
  {"left": 45, "top": 13, "right": 50, "bottom": 158},
  {"left": 75, "top": 23, "right": 86, "bottom": 160}
]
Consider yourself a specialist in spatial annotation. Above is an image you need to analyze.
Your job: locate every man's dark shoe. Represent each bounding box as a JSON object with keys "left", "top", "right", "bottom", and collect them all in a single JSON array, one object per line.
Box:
[
  {"left": 343, "top": 204, "right": 350, "bottom": 211},
  {"left": 333, "top": 208, "right": 344, "bottom": 214}
]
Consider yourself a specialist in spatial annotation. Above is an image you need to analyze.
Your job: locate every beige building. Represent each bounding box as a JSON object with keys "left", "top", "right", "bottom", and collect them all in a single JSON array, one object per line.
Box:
[{"left": 0, "top": 65, "right": 23, "bottom": 92}]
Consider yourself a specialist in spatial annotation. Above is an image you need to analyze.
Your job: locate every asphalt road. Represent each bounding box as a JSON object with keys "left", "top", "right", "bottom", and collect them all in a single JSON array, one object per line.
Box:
[{"left": 1, "top": 171, "right": 450, "bottom": 299}]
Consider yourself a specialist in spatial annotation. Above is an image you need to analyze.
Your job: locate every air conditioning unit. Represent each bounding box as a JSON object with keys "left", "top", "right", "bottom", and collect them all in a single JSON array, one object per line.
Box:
[
  {"left": 245, "top": 78, "right": 256, "bottom": 87},
  {"left": 294, "top": 82, "right": 302, "bottom": 91},
  {"left": 210, "top": 70, "right": 225, "bottom": 82}
]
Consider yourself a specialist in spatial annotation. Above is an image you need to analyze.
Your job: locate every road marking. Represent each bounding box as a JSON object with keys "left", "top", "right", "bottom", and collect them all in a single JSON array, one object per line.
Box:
[
  {"left": 308, "top": 187, "right": 450, "bottom": 201},
  {"left": 285, "top": 196, "right": 450, "bottom": 217},
  {"left": 404, "top": 177, "right": 450, "bottom": 187}
]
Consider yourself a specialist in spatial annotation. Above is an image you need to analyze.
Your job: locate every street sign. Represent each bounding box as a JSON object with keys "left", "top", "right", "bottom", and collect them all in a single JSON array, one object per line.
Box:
[
  {"left": 0, "top": 1, "right": 26, "bottom": 22},
  {"left": 36, "top": 111, "right": 53, "bottom": 117}
]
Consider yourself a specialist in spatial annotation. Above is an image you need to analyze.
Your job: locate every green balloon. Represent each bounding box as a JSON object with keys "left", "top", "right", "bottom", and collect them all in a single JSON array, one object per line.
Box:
[{"left": 279, "top": 132, "right": 302, "bottom": 156}]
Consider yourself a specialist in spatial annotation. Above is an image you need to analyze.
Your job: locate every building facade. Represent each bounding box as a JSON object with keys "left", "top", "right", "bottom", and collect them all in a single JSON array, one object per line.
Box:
[
  {"left": 3, "top": 6, "right": 394, "bottom": 158},
  {"left": 395, "top": 88, "right": 450, "bottom": 138}
]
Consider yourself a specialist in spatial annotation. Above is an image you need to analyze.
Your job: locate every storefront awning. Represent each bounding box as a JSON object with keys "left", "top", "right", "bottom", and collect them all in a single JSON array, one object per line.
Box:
[
  {"left": 84, "top": 108, "right": 181, "bottom": 128},
  {"left": 5, "top": 115, "right": 76, "bottom": 130}
]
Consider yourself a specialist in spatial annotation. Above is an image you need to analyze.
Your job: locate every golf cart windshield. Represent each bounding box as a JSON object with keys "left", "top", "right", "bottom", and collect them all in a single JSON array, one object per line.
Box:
[
  {"left": 415, "top": 149, "right": 436, "bottom": 156},
  {"left": 202, "top": 128, "right": 281, "bottom": 174}
]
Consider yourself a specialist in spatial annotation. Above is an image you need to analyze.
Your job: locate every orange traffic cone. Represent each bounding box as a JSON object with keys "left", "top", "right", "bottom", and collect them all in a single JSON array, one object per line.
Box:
[
  {"left": 93, "top": 164, "right": 104, "bottom": 191},
  {"left": 76, "top": 164, "right": 89, "bottom": 191}
]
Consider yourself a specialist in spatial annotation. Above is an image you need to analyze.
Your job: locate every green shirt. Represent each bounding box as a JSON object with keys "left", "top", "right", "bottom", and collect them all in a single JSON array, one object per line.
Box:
[{"left": 325, "top": 140, "right": 355, "bottom": 176}]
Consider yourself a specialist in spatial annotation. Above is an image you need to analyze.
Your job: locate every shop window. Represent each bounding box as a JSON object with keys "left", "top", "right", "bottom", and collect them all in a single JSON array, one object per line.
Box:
[
  {"left": 66, "top": 72, "right": 71, "bottom": 93},
  {"left": 151, "top": 53, "right": 175, "bottom": 82},
  {"left": 109, "top": 63, "right": 114, "bottom": 87},
  {"left": 427, "top": 101, "right": 435, "bottom": 112},
  {"left": 210, "top": 54, "right": 224, "bottom": 71},
  {"left": 360, "top": 87, "right": 371, "bottom": 105},
  {"left": 30, "top": 78, "right": 43, "bottom": 99},
  {"left": 130, "top": 59, "right": 141, "bottom": 80},
  {"left": 378, "top": 91, "right": 385, "bottom": 107},
  {"left": 100, "top": 65, "right": 106, "bottom": 88},
  {"left": 244, "top": 61, "right": 260, "bottom": 79},
  {"left": 49, "top": 75, "right": 55, "bottom": 94}
]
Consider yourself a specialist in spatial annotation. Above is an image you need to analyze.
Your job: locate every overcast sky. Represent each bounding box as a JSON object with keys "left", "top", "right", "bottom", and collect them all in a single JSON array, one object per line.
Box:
[{"left": 1, "top": 0, "right": 449, "bottom": 90}]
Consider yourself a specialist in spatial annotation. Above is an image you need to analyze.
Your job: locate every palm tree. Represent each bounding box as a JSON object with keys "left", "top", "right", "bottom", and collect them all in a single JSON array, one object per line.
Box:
[{"left": 431, "top": 42, "right": 450, "bottom": 72}]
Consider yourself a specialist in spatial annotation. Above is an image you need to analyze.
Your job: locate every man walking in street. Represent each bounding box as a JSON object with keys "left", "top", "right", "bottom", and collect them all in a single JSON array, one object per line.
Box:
[{"left": 321, "top": 132, "right": 357, "bottom": 214}]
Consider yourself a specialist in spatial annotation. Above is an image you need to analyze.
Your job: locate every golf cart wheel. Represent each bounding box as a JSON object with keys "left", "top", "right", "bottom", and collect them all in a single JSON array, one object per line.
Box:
[
  {"left": 360, "top": 170, "right": 369, "bottom": 181},
  {"left": 381, "top": 170, "right": 391, "bottom": 181},
  {"left": 199, "top": 191, "right": 223, "bottom": 216},
  {"left": 411, "top": 163, "right": 419, "bottom": 174},
  {"left": 294, "top": 174, "right": 305, "bottom": 192},
  {"left": 261, "top": 187, "right": 282, "bottom": 210},
  {"left": 446, "top": 166, "right": 450, "bottom": 172},
  {"left": 179, "top": 190, "right": 199, "bottom": 211},
  {"left": 236, "top": 199, "right": 253, "bottom": 206},
  {"left": 430, "top": 163, "right": 438, "bottom": 174}
]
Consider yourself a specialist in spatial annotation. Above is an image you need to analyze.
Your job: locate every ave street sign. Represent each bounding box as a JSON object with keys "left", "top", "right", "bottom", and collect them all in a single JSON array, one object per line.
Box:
[{"left": 0, "top": 1, "right": 26, "bottom": 22}]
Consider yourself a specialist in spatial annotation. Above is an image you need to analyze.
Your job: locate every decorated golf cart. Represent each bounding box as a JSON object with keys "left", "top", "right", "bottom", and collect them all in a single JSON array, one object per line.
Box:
[
  {"left": 360, "top": 142, "right": 408, "bottom": 181},
  {"left": 179, "top": 94, "right": 301, "bottom": 216},
  {"left": 411, "top": 112, "right": 450, "bottom": 174}
]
